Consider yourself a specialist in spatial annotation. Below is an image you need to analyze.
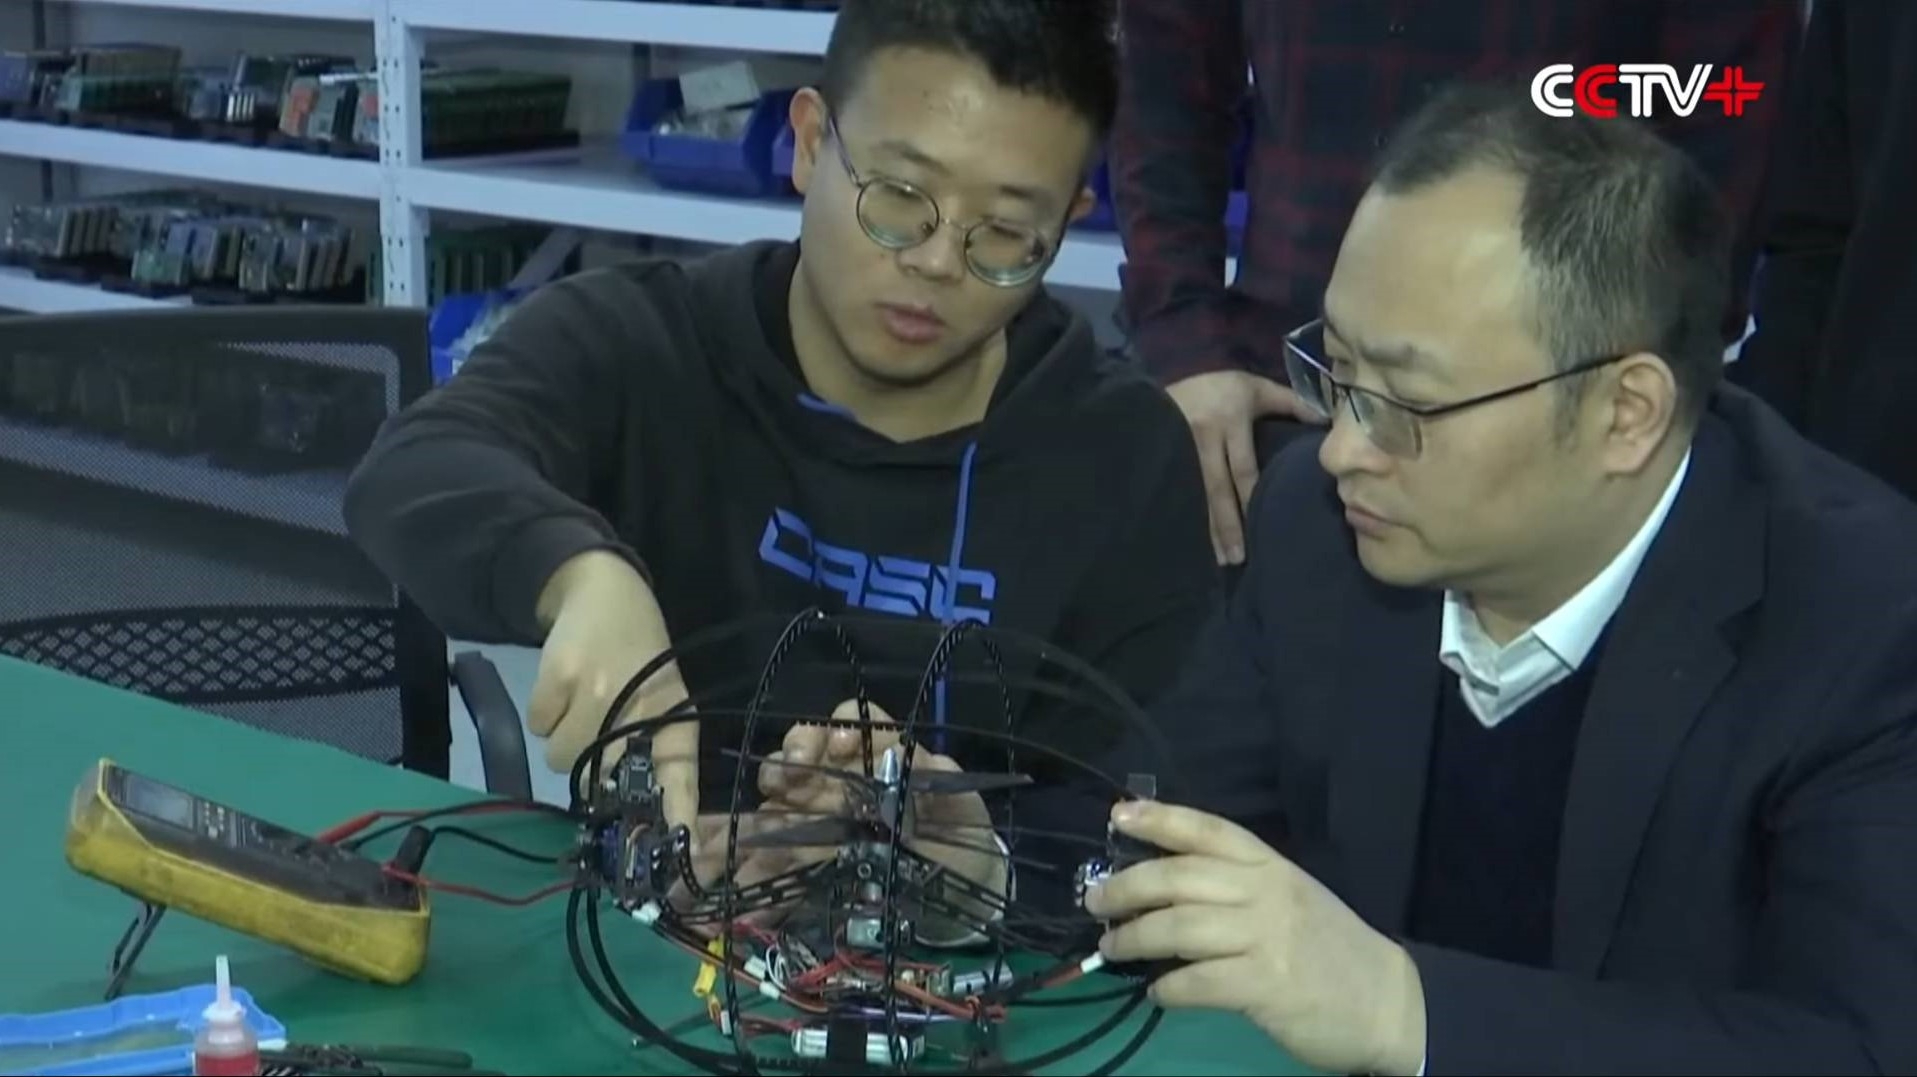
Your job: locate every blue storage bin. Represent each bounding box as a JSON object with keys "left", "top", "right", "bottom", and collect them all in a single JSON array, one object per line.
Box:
[
  {"left": 1074, "top": 156, "right": 1118, "bottom": 232},
  {"left": 429, "top": 287, "right": 534, "bottom": 383},
  {"left": 620, "top": 77, "right": 796, "bottom": 198},
  {"left": 771, "top": 121, "right": 795, "bottom": 185},
  {"left": 0, "top": 983, "right": 287, "bottom": 1077}
]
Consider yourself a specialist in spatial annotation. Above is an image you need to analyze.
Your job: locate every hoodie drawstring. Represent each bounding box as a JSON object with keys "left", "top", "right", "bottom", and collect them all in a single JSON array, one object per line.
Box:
[{"left": 790, "top": 391, "right": 979, "bottom": 754}]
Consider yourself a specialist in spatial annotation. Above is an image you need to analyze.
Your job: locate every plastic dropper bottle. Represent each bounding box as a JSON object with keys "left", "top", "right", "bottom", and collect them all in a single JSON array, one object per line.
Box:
[{"left": 192, "top": 954, "right": 260, "bottom": 1076}]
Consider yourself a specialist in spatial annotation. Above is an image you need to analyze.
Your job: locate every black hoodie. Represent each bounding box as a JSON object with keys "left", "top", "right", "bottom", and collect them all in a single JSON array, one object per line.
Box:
[{"left": 344, "top": 239, "right": 1218, "bottom": 782}]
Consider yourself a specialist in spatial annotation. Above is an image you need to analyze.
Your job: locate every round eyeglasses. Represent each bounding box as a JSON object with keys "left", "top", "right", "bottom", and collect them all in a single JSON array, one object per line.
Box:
[{"left": 827, "top": 117, "right": 1054, "bottom": 288}]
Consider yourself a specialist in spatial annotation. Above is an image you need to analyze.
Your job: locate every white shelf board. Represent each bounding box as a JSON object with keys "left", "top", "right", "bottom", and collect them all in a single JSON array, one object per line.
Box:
[
  {"left": 402, "top": 146, "right": 1136, "bottom": 291},
  {"left": 394, "top": 0, "right": 835, "bottom": 53},
  {"left": 0, "top": 265, "right": 182, "bottom": 314},
  {"left": 0, "top": 120, "right": 381, "bottom": 200},
  {"left": 40, "top": 0, "right": 373, "bottom": 18}
]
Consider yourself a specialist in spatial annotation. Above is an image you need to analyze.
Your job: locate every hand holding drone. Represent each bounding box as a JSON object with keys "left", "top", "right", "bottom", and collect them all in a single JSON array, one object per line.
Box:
[
  {"left": 746, "top": 703, "right": 1012, "bottom": 943},
  {"left": 560, "top": 608, "right": 1187, "bottom": 1075}
]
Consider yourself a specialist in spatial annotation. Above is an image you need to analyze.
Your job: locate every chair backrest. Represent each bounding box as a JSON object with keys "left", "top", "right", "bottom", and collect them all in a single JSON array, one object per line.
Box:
[{"left": 0, "top": 305, "right": 449, "bottom": 774}]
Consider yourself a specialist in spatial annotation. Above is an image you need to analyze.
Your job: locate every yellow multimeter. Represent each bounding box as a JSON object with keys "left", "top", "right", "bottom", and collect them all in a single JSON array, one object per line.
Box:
[{"left": 64, "top": 758, "right": 431, "bottom": 986}]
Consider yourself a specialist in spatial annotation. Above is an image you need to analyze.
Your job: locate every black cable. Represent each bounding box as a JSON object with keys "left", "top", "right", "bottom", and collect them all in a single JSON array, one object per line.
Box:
[
  {"left": 1006, "top": 984, "right": 1137, "bottom": 1008},
  {"left": 992, "top": 988, "right": 1154, "bottom": 1075},
  {"left": 341, "top": 798, "right": 575, "bottom": 852},
  {"left": 1085, "top": 1004, "right": 1162, "bottom": 1077},
  {"left": 427, "top": 825, "right": 569, "bottom": 864},
  {"left": 567, "top": 884, "right": 747, "bottom": 1076}
]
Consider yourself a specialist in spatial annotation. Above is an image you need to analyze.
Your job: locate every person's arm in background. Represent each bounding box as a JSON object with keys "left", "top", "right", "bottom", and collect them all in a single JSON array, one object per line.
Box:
[
  {"left": 344, "top": 277, "right": 698, "bottom": 822},
  {"left": 1109, "top": 0, "right": 1318, "bottom": 569},
  {"left": 1649, "top": 0, "right": 1804, "bottom": 353},
  {"left": 1728, "top": 0, "right": 1844, "bottom": 428}
]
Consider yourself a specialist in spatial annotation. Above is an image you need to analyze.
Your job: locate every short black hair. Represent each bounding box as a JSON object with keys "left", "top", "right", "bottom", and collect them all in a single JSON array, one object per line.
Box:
[
  {"left": 819, "top": 0, "right": 1119, "bottom": 139},
  {"left": 1370, "top": 79, "right": 1732, "bottom": 425}
]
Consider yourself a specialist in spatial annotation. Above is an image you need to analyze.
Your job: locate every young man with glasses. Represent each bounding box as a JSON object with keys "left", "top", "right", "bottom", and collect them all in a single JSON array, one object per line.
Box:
[
  {"left": 342, "top": 0, "right": 1216, "bottom": 840},
  {"left": 862, "top": 81, "right": 1917, "bottom": 1073}
]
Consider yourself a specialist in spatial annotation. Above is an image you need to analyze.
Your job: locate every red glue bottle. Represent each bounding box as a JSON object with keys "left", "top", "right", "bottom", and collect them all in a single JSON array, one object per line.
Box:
[{"left": 192, "top": 954, "right": 259, "bottom": 1076}]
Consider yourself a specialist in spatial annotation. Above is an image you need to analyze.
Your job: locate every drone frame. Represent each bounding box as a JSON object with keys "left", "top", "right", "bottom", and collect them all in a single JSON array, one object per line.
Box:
[{"left": 562, "top": 607, "right": 1183, "bottom": 1076}]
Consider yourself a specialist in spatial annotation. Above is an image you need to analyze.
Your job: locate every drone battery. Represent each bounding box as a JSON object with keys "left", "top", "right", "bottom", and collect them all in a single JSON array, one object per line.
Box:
[{"left": 792, "top": 1020, "right": 923, "bottom": 1066}]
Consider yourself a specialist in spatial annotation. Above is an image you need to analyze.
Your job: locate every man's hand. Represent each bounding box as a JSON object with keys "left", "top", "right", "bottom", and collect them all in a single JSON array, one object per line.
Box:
[
  {"left": 671, "top": 812, "right": 810, "bottom": 934},
  {"left": 1166, "top": 370, "right": 1323, "bottom": 565},
  {"left": 528, "top": 550, "right": 698, "bottom": 829},
  {"left": 760, "top": 701, "right": 1009, "bottom": 938},
  {"left": 1083, "top": 801, "right": 1426, "bottom": 1077}
]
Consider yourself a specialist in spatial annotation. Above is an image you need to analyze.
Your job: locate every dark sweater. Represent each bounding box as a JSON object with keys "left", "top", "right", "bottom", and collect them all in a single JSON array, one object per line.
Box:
[
  {"left": 342, "top": 240, "right": 1218, "bottom": 791},
  {"left": 1405, "top": 645, "right": 1605, "bottom": 968}
]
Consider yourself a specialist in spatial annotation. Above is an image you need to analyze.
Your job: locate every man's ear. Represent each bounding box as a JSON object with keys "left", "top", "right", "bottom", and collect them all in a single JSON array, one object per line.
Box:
[
  {"left": 1601, "top": 351, "right": 1680, "bottom": 474},
  {"left": 789, "top": 87, "right": 828, "bottom": 195}
]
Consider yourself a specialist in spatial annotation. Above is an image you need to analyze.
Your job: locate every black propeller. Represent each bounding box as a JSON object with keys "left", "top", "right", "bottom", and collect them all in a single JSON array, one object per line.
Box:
[
  {"left": 737, "top": 816, "right": 864, "bottom": 849},
  {"left": 718, "top": 747, "right": 1033, "bottom": 796}
]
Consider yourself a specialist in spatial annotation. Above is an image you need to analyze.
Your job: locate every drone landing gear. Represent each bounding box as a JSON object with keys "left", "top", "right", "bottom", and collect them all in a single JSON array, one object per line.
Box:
[{"left": 104, "top": 898, "right": 166, "bottom": 1000}]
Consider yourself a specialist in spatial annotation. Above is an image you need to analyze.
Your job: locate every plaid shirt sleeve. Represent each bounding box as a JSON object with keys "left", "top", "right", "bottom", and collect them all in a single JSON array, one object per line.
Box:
[
  {"left": 1108, "top": 0, "right": 1800, "bottom": 387},
  {"left": 1642, "top": 0, "right": 1803, "bottom": 340},
  {"left": 1108, "top": 0, "right": 1247, "bottom": 386}
]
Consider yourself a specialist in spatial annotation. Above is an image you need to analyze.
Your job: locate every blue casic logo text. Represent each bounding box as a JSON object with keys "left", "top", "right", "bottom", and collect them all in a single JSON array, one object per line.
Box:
[{"left": 757, "top": 508, "right": 997, "bottom": 624}]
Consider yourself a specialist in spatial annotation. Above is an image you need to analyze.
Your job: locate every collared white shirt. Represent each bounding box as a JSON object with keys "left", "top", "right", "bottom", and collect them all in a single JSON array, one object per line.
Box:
[{"left": 1439, "top": 451, "right": 1692, "bottom": 728}]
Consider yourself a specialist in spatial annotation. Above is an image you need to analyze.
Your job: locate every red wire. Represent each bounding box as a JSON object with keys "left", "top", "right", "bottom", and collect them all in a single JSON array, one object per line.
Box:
[
  {"left": 317, "top": 802, "right": 576, "bottom": 907},
  {"left": 380, "top": 866, "right": 576, "bottom": 907},
  {"left": 316, "top": 801, "right": 542, "bottom": 845}
]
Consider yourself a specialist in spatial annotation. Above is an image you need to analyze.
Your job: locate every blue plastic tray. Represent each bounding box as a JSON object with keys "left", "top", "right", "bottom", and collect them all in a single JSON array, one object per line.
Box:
[
  {"left": 429, "top": 286, "right": 534, "bottom": 383},
  {"left": 620, "top": 77, "right": 797, "bottom": 199},
  {"left": 0, "top": 984, "right": 287, "bottom": 1077}
]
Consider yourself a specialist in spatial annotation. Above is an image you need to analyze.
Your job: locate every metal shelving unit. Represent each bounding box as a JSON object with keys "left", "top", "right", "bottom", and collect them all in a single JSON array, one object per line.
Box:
[
  {"left": 394, "top": 0, "right": 835, "bottom": 53},
  {"left": 1, "top": 0, "right": 1222, "bottom": 314},
  {"left": 43, "top": 0, "right": 373, "bottom": 19},
  {"left": 0, "top": 118, "right": 383, "bottom": 198},
  {"left": 0, "top": 265, "right": 180, "bottom": 311}
]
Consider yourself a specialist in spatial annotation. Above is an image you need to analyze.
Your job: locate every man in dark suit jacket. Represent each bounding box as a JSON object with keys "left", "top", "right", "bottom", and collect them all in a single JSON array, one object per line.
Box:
[{"left": 1075, "top": 82, "right": 1917, "bottom": 1075}]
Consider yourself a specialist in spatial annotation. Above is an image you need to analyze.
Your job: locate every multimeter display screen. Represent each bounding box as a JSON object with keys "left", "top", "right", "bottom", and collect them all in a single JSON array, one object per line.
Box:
[
  {"left": 123, "top": 776, "right": 198, "bottom": 829},
  {"left": 101, "top": 764, "right": 420, "bottom": 910}
]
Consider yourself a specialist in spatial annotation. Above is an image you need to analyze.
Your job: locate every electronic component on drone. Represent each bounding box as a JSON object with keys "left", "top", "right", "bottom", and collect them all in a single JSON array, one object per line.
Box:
[
  {"left": 1075, "top": 773, "right": 1163, "bottom": 909},
  {"left": 842, "top": 747, "right": 919, "bottom": 951},
  {"left": 580, "top": 736, "right": 689, "bottom": 922},
  {"left": 792, "top": 1023, "right": 925, "bottom": 1065}
]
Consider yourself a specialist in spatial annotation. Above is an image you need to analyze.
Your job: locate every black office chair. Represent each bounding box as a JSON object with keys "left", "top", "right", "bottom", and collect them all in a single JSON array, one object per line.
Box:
[{"left": 0, "top": 305, "right": 530, "bottom": 799}]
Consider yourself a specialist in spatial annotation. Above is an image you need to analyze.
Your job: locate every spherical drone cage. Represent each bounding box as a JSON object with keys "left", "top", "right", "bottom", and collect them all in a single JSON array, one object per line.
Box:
[{"left": 560, "top": 607, "right": 1186, "bottom": 1076}]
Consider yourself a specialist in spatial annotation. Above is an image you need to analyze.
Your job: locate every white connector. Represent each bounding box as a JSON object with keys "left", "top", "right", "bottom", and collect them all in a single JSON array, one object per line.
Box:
[
  {"left": 631, "top": 901, "right": 662, "bottom": 925},
  {"left": 950, "top": 966, "right": 1016, "bottom": 995},
  {"left": 790, "top": 1027, "right": 923, "bottom": 1064}
]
